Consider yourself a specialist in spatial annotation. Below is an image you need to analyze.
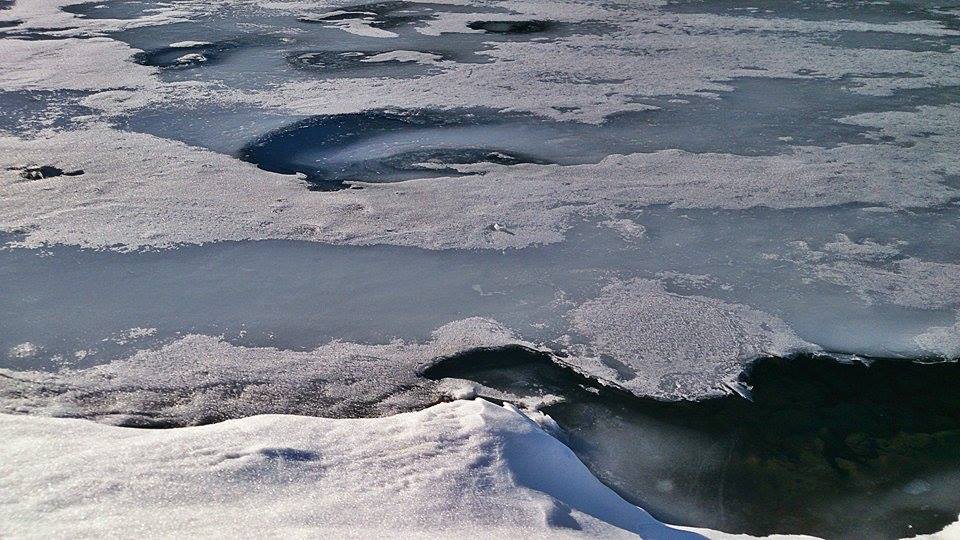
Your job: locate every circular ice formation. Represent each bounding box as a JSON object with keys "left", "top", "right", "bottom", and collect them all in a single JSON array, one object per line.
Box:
[
  {"left": 131, "top": 35, "right": 283, "bottom": 70},
  {"left": 133, "top": 41, "right": 235, "bottom": 69},
  {"left": 237, "top": 108, "right": 555, "bottom": 190}
]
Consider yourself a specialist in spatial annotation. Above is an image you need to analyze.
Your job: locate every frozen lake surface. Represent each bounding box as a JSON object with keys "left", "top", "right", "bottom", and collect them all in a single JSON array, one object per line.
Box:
[{"left": 1, "top": 0, "right": 959, "bottom": 536}]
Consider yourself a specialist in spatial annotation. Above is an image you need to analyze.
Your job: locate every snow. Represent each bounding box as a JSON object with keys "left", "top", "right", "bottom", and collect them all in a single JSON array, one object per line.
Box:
[
  {"left": 7, "top": 342, "right": 38, "bottom": 359},
  {"left": 0, "top": 37, "right": 158, "bottom": 92},
  {"left": 319, "top": 18, "right": 399, "bottom": 39},
  {"left": 0, "top": 0, "right": 957, "bottom": 253},
  {"left": 174, "top": 52, "right": 207, "bottom": 64},
  {"left": 600, "top": 218, "right": 647, "bottom": 242},
  {"left": 168, "top": 40, "right": 212, "bottom": 48},
  {"left": 914, "top": 317, "right": 960, "bottom": 359},
  {"left": 770, "top": 241, "right": 960, "bottom": 310},
  {"left": 1, "top": 125, "right": 956, "bottom": 252},
  {"left": 0, "top": 400, "right": 703, "bottom": 538},
  {"left": 1, "top": 0, "right": 959, "bottom": 534},
  {"left": 908, "top": 519, "right": 960, "bottom": 540},
  {"left": 564, "top": 279, "right": 814, "bottom": 398},
  {"left": 677, "top": 12, "right": 960, "bottom": 38},
  {"left": 360, "top": 50, "right": 443, "bottom": 64}
]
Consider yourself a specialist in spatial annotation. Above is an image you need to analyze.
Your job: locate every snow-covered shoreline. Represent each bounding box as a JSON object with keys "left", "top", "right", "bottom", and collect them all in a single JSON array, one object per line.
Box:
[
  {"left": 0, "top": 400, "right": 703, "bottom": 538},
  {"left": 2, "top": 401, "right": 957, "bottom": 539}
]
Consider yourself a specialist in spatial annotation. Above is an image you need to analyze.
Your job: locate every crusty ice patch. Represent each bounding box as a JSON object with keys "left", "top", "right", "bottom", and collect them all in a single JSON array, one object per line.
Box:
[
  {"left": 1, "top": 122, "right": 957, "bottom": 252},
  {"left": 0, "top": 318, "right": 520, "bottom": 426},
  {"left": 564, "top": 278, "right": 815, "bottom": 399}
]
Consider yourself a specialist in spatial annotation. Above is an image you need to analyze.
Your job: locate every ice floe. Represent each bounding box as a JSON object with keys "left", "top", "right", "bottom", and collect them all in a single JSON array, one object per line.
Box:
[
  {"left": 563, "top": 278, "right": 814, "bottom": 398},
  {"left": 0, "top": 318, "right": 518, "bottom": 426}
]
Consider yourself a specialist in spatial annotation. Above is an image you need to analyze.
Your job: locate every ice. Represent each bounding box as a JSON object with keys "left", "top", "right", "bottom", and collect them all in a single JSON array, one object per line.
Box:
[
  {"left": 1, "top": 0, "right": 959, "bottom": 534},
  {"left": 466, "top": 20, "right": 556, "bottom": 34},
  {"left": 285, "top": 48, "right": 444, "bottom": 79},
  {"left": 663, "top": 0, "right": 960, "bottom": 27},
  {"left": 0, "top": 319, "right": 516, "bottom": 426},
  {"left": 7, "top": 342, "right": 37, "bottom": 358},
  {"left": 564, "top": 278, "right": 812, "bottom": 397},
  {"left": 2, "top": 204, "right": 957, "bottom": 402},
  {"left": 62, "top": 0, "right": 167, "bottom": 21},
  {"left": 915, "top": 318, "right": 960, "bottom": 359},
  {"left": 168, "top": 39, "right": 210, "bottom": 47},
  {"left": 0, "top": 37, "right": 158, "bottom": 91},
  {"left": 140, "top": 78, "right": 960, "bottom": 190},
  {"left": 360, "top": 49, "right": 441, "bottom": 62},
  {"left": 4, "top": 116, "right": 955, "bottom": 253}
]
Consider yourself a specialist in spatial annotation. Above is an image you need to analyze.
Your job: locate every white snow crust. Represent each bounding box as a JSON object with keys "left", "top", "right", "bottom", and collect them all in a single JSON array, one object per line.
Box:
[
  {"left": 0, "top": 400, "right": 702, "bottom": 538},
  {"left": 564, "top": 279, "right": 814, "bottom": 398},
  {"left": 2, "top": 125, "right": 956, "bottom": 252}
]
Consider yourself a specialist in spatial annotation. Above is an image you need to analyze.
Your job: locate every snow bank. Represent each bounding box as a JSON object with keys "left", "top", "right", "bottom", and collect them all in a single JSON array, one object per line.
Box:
[{"left": 0, "top": 400, "right": 702, "bottom": 538}]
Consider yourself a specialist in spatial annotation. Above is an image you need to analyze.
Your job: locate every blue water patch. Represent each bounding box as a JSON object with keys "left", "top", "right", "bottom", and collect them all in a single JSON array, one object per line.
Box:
[
  {"left": 236, "top": 108, "right": 555, "bottom": 190},
  {"left": 0, "top": 90, "right": 95, "bottom": 135}
]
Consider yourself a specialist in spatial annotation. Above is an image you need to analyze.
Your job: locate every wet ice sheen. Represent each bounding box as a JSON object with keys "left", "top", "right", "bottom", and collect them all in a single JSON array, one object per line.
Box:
[
  {"left": 91, "top": 1, "right": 583, "bottom": 89},
  {"left": 0, "top": 90, "right": 94, "bottom": 135},
  {"left": 2, "top": 206, "right": 957, "bottom": 381}
]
